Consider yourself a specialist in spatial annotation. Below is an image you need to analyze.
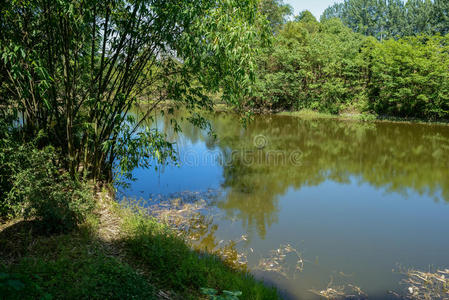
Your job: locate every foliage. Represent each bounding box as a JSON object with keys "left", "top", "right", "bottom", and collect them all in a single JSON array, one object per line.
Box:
[
  {"left": 360, "top": 35, "right": 449, "bottom": 119},
  {"left": 120, "top": 208, "right": 280, "bottom": 299},
  {"left": 0, "top": 224, "right": 156, "bottom": 300},
  {"left": 322, "top": 0, "right": 449, "bottom": 39},
  {"left": 0, "top": 121, "right": 21, "bottom": 218},
  {"left": 252, "top": 9, "right": 449, "bottom": 119},
  {"left": 433, "top": 0, "right": 449, "bottom": 36},
  {"left": 251, "top": 17, "right": 366, "bottom": 113},
  {"left": 6, "top": 146, "right": 95, "bottom": 232},
  {"left": 295, "top": 10, "right": 319, "bottom": 24},
  {"left": 258, "top": 0, "right": 293, "bottom": 33},
  {"left": 0, "top": 0, "right": 267, "bottom": 182},
  {"left": 111, "top": 114, "right": 177, "bottom": 184},
  {"left": 202, "top": 288, "right": 243, "bottom": 300},
  {"left": 0, "top": 273, "right": 25, "bottom": 296}
]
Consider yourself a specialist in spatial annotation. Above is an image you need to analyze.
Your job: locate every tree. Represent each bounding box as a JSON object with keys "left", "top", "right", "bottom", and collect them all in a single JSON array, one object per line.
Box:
[
  {"left": 0, "top": 0, "right": 267, "bottom": 182},
  {"left": 259, "top": 0, "right": 293, "bottom": 33},
  {"left": 321, "top": 3, "right": 344, "bottom": 21},
  {"left": 360, "top": 35, "right": 449, "bottom": 119},
  {"left": 321, "top": 0, "right": 448, "bottom": 39},
  {"left": 404, "top": 0, "right": 434, "bottom": 36},
  {"left": 294, "top": 10, "right": 319, "bottom": 33},
  {"left": 295, "top": 10, "right": 317, "bottom": 23},
  {"left": 251, "top": 17, "right": 366, "bottom": 112},
  {"left": 433, "top": 0, "right": 449, "bottom": 35}
]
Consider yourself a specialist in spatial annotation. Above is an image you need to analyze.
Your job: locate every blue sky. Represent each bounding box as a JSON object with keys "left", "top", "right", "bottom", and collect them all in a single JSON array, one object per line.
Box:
[{"left": 285, "top": 0, "right": 343, "bottom": 19}]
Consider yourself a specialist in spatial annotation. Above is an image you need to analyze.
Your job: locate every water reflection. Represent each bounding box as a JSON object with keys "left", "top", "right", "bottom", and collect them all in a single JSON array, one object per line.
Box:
[
  {"left": 124, "top": 108, "right": 449, "bottom": 298},
  {"left": 159, "top": 112, "right": 449, "bottom": 239}
]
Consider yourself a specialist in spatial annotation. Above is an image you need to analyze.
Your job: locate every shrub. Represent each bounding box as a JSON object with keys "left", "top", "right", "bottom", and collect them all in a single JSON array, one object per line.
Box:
[
  {"left": 360, "top": 35, "right": 449, "bottom": 120},
  {"left": 252, "top": 18, "right": 366, "bottom": 113},
  {"left": 6, "top": 146, "right": 95, "bottom": 233},
  {"left": 0, "top": 272, "right": 25, "bottom": 296},
  {"left": 0, "top": 121, "right": 27, "bottom": 219}
]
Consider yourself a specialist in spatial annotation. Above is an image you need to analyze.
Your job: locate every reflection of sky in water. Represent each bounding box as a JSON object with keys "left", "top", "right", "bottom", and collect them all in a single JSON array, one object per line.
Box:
[
  {"left": 121, "top": 112, "right": 449, "bottom": 299},
  {"left": 122, "top": 138, "right": 223, "bottom": 198}
]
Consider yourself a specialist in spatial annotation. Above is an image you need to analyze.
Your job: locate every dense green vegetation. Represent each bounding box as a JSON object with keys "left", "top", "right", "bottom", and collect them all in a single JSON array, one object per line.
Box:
[
  {"left": 0, "top": 122, "right": 95, "bottom": 231},
  {"left": 322, "top": 0, "right": 449, "bottom": 39},
  {"left": 252, "top": 0, "right": 449, "bottom": 120},
  {"left": 0, "top": 0, "right": 277, "bottom": 298},
  {"left": 0, "top": 0, "right": 268, "bottom": 217},
  {"left": 251, "top": 17, "right": 366, "bottom": 113},
  {"left": 360, "top": 35, "right": 449, "bottom": 119},
  {"left": 0, "top": 0, "right": 266, "bottom": 185},
  {"left": 0, "top": 197, "right": 279, "bottom": 299},
  {"left": 1, "top": 0, "right": 449, "bottom": 299},
  {"left": 0, "top": 222, "right": 157, "bottom": 299}
]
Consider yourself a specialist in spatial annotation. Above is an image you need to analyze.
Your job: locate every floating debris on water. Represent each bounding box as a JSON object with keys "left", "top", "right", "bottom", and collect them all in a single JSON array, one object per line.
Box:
[
  {"left": 122, "top": 189, "right": 248, "bottom": 269},
  {"left": 146, "top": 189, "right": 222, "bottom": 206},
  {"left": 122, "top": 189, "right": 449, "bottom": 300},
  {"left": 309, "top": 275, "right": 368, "bottom": 300},
  {"left": 392, "top": 268, "right": 449, "bottom": 300},
  {"left": 255, "top": 243, "right": 304, "bottom": 279}
]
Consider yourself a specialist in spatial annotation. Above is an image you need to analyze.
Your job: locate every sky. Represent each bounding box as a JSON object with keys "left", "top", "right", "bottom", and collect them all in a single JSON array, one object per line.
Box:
[{"left": 285, "top": 0, "right": 344, "bottom": 19}]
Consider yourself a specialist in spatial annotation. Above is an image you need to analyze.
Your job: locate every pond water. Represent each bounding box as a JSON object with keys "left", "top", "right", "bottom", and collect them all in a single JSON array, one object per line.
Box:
[{"left": 120, "top": 110, "right": 449, "bottom": 299}]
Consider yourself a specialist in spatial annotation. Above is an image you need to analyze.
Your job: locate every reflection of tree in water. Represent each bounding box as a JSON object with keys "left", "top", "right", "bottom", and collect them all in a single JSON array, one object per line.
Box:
[
  {"left": 144, "top": 109, "right": 449, "bottom": 239},
  {"left": 211, "top": 115, "right": 449, "bottom": 239}
]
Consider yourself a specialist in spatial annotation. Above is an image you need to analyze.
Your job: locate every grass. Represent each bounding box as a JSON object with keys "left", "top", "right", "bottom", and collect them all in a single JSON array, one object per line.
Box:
[
  {"left": 0, "top": 214, "right": 156, "bottom": 300},
  {"left": 119, "top": 208, "right": 278, "bottom": 299},
  {"left": 0, "top": 189, "right": 279, "bottom": 300},
  {"left": 277, "top": 109, "right": 381, "bottom": 122},
  {"left": 276, "top": 109, "right": 337, "bottom": 119},
  {"left": 277, "top": 109, "right": 449, "bottom": 126}
]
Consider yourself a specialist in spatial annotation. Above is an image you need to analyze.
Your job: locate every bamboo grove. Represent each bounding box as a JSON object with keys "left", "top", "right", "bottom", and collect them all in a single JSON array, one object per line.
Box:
[{"left": 0, "top": 0, "right": 267, "bottom": 182}]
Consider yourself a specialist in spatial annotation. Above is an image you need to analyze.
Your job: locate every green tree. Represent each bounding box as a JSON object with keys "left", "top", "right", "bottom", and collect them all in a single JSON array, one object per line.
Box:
[
  {"left": 360, "top": 35, "right": 449, "bottom": 119},
  {"left": 433, "top": 0, "right": 449, "bottom": 35},
  {"left": 321, "top": 0, "right": 447, "bottom": 39},
  {"left": 259, "top": 0, "right": 293, "bottom": 33},
  {"left": 252, "top": 18, "right": 366, "bottom": 112},
  {"left": 404, "top": 0, "right": 434, "bottom": 36},
  {"left": 294, "top": 10, "right": 320, "bottom": 33},
  {"left": 295, "top": 10, "right": 317, "bottom": 23},
  {"left": 0, "top": 0, "right": 267, "bottom": 182}
]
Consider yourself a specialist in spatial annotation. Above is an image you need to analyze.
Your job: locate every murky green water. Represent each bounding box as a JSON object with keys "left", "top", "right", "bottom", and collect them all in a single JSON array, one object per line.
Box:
[{"left": 122, "top": 111, "right": 449, "bottom": 299}]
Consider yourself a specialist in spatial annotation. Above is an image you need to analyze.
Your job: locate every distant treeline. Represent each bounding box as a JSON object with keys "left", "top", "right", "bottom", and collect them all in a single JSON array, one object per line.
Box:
[
  {"left": 322, "top": 0, "right": 449, "bottom": 40},
  {"left": 252, "top": 1, "right": 449, "bottom": 120}
]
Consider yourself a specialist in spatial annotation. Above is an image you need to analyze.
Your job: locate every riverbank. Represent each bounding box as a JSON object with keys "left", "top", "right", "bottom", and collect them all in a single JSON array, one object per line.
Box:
[
  {"left": 150, "top": 101, "right": 449, "bottom": 126},
  {"left": 276, "top": 109, "right": 449, "bottom": 126},
  {"left": 0, "top": 187, "right": 279, "bottom": 300}
]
